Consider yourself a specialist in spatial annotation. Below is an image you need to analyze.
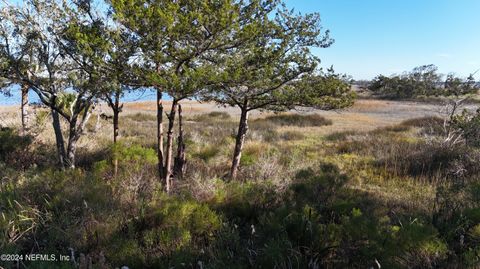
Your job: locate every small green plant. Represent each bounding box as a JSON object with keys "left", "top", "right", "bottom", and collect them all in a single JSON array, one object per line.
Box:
[{"left": 193, "top": 145, "right": 220, "bottom": 162}]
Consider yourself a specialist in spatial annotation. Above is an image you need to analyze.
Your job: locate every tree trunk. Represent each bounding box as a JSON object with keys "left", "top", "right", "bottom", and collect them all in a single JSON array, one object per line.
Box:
[
  {"left": 51, "top": 108, "right": 67, "bottom": 168},
  {"left": 157, "top": 90, "right": 165, "bottom": 180},
  {"left": 164, "top": 99, "right": 178, "bottom": 192},
  {"left": 112, "top": 98, "right": 120, "bottom": 177},
  {"left": 230, "top": 107, "right": 249, "bottom": 179},
  {"left": 65, "top": 124, "right": 78, "bottom": 169},
  {"left": 65, "top": 105, "right": 92, "bottom": 169},
  {"left": 174, "top": 104, "right": 186, "bottom": 177},
  {"left": 20, "top": 84, "right": 29, "bottom": 135},
  {"left": 94, "top": 110, "right": 102, "bottom": 133},
  {"left": 112, "top": 91, "right": 121, "bottom": 144}
]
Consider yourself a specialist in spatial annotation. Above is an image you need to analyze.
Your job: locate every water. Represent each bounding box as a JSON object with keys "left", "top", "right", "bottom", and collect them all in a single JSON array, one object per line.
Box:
[{"left": 0, "top": 87, "right": 169, "bottom": 106}]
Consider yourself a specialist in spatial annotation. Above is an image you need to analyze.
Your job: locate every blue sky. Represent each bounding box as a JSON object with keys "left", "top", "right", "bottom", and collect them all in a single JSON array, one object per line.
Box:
[{"left": 285, "top": 0, "right": 480, "bottom": 80}]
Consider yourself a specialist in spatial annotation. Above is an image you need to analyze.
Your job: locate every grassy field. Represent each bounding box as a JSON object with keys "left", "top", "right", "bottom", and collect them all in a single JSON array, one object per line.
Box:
[{"left": 1, "top": 98, "right": 480, "bottom": 268}]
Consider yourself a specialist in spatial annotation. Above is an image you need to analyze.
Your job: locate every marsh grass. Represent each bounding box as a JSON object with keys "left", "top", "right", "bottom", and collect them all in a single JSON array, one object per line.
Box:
[
  {"left": 255, "top": 113, "right": 333, "bottom": 127},
  {"left": 189, "top": 111, "right": 232, "bottom": 122},
  {"left": 123, "top": 112, "right": 157, "bottom": 122}
]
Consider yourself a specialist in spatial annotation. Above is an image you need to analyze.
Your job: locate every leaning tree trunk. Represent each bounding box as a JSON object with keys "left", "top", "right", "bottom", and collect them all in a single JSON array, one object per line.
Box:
[
  {"left": 51, "top": 108, "right": 67, "bottom": 168},
  {"left": 164, "top": 99, "right": 178, "bottom": 193},
  {"left": 157, "top": 90, "right": 165, "bottom": 181},
  {"left": 20, "top": 84, "right": 29, "bottom": 135},
  {"left": 230, "top": 107, "right": 249, "bottom": 179},
  {"left": 174, "top": 104, "right": 186, "bottom": 177}
]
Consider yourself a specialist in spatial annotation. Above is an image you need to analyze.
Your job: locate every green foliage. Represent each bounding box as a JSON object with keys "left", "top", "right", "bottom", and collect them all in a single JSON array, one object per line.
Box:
[
  {"left": 112, "top": 142, "right": 157, "bottom": 164},
  {"left": 452, "top": 108, "right": 480, "bottom": 147},
  {"left": 0, "top": 168, "right": 117, "bottom": 268},
  {"left": 105, "top": 195, "right": 222, "bottom": 268},
  {"left": 1, "top": 1, "right": 480, "bottom": 268},
  {"left": 369, "top": 65, "right": 479, "bottom": 99},
  {"left": 192, "top": 145, "right": 220, "bottom": 163},
  {"left": 191, "top": 111, "right": 232, "bottom": 122},
  {"left": 329, "top": 124, "right": 480, "bottom": 180}
]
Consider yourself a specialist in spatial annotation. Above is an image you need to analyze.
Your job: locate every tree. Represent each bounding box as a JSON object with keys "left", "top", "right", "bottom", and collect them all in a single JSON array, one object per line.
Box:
[
  {"left": 368, "top": 65, "right": 477, "bottom": 99},
  {"left": 410, "top": 64, "right": 441, "bottom": 96},
  {"left": 0, "top": 8, "right": 31, "bottom": 134},
  {"left": 109, "top": 0, "right": 270, "bottom": 191},
  {"left": 444, "top": 73, "right": 479, "bottom": 97},
  {"left": 204, "top": 6, "right": 355, "bottom": 179},
  {"left": 61, "top": 0, "right": 143, "bottom": 175},
  {"left": 0, "top": 0, "right": 102, "bottom": 169}
]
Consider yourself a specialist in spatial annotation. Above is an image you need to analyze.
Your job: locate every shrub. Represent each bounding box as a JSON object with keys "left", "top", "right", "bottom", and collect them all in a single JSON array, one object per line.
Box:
[
  {"left": 106, "top": 196, "right": 223, "bottom": 267},
  {"left": 257, "top": 113, "right": 332, "bottom": 127},
  {"left": 0, "top": 127, "right": 34, "bottom": 169},
  {"left": 401, "top": 116, "right": 445, "bottom": 136},
  {"left": 375, "top": 142, "right": 479, "bottom": 180},
  {"left": 192, "top": 144, "right": 220, "bottom": 163},
  {"left": 215, "top": 181, "right": 279, "bottom": 223},
  {"left": 452, "top": 109, "right": 480, "bottom": 147},
  {"left": 191, "top": 111, "right": 231, "bottom": 122},
  {"left": 329, "top": 125, "right": 479, "bottom": 180}
]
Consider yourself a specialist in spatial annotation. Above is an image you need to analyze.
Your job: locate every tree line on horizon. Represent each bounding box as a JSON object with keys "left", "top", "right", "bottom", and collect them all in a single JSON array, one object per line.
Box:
[
  {"left": 357, "top": 64, "right": 479, "bottom": 99},
  {"left": 0, "top": 0, "right": 355, "bottom": 191}
]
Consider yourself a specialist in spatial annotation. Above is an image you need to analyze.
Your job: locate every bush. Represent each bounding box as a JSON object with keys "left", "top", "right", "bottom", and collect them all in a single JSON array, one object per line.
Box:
[
  {"left": 329, "top": 125, "right": 479, "bottom": 180},
  {"left": 0, "top": 168, "right": 119, "bottom": 268},
  {"left": 256, "top": 113, "right": 332, "bottom": 127},
  {"left": 191, "top": 111, "right": 231, "bottom": 122},
  {"left": 192, "top": 144, "right": 220, "bottom": 163},
  {"left": 452, "top": 109, "right": 480, "bottom": 147},
  {"left": 107, "top": 195, "right": 222, "bottom": 268},
  {"left": 0, "top": 127, "right": 35, "bottom": 169},
  {"left": 401, "top": 116, "right": 445, "bottom": 136}
]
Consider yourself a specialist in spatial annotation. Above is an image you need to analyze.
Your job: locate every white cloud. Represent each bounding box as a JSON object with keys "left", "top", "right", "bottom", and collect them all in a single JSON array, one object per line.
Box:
[{"left": 436, "top": 53, "right": 452, "bottom": 59}]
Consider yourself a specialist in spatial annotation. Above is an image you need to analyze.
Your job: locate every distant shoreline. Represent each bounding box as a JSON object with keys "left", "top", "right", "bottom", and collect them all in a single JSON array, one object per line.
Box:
[{"left": 0, "top": 88, "right": 172, "bottom": 106}]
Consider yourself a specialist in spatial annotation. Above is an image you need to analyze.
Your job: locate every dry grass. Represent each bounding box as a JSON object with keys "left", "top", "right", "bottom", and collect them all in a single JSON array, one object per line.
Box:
[
  {"left": 0, "top": 102, "right": 467, "bottom": 203},
  {"left": 2, "top": 97, "right": 479, "bottom": 268}
]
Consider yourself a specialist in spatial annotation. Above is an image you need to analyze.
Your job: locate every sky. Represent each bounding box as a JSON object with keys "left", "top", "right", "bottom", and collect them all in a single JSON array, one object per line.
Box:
[
  {"left": 2, "top": 0, "right": 480, "bottom": 104},
  {"left": 285, "top": 0, "right": 480, "bottom": 80}
]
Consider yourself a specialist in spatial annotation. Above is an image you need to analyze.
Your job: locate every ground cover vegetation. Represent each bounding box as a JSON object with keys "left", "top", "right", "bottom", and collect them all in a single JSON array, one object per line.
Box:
[{"left": 1, "top": 0, "right": 480, "bottom": 268}]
